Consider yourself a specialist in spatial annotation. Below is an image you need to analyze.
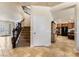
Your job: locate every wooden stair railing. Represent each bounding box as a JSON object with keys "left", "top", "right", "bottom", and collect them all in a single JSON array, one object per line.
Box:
[{"left": 12, "top": 23, "right": 21, "bottom": 48}]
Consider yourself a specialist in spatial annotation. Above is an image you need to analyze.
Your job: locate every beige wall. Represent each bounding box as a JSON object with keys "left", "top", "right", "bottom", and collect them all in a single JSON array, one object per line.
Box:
[
  {"left": 21, "top": 13, "right": 30, "bottom": 27},
  {"left": 0, "top": 36, "right": 12, "bottom": 50},
  {"left": 17, "top": 6, "right": 30, "bottom": 27}
]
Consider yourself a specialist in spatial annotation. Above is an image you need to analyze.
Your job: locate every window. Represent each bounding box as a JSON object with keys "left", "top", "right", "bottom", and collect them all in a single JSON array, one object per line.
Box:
[{"left": 0, "top": 21, "right": 14, "bottom": 36}]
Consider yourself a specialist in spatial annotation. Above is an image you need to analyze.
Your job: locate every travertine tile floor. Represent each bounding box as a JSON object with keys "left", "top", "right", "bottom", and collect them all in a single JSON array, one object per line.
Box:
[{"left": 0, "top": 36, "right": 79, "bottom": 57}]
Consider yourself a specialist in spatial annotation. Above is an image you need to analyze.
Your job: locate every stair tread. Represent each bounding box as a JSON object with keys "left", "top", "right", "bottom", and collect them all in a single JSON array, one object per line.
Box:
[{"left": 16, "top": 27, "right": 30, "bottom": 47}]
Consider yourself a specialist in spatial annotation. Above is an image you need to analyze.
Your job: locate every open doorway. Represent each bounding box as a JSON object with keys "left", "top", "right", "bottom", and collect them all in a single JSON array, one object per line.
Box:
[{"left": 51, "top": 5, "right": 76, "bottom": 56}]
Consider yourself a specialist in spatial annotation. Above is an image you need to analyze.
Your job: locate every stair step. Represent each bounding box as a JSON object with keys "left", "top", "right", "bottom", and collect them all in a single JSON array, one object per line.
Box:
[
  {"left": 16, "top": 27, "right": 30, "bottom": 47},
  {"left": 21, "top": 32, "right": 30, "bottom": 34}
]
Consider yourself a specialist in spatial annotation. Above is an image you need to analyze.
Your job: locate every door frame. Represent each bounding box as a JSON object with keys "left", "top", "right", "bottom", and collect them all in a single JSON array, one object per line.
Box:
[{"left": 30, "top": 6, "right": 52, "bottom": 47}]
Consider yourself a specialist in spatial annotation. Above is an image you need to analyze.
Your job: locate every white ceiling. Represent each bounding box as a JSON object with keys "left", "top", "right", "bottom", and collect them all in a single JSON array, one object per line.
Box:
[{"left": 20, "top": 2, "right": 62, "bottom": 7}]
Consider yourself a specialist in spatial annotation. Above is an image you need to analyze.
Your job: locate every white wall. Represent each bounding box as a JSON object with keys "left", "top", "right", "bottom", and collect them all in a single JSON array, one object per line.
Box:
[
  {"left": 31, "top": 6, "right": 53, "bottom": 47},
  {"left": 75, "top": 4, "right": 79, "bottom": 51},
  {"left": 21, "top": 13, "right": 30, "bottom": 27},
  {"left": 51, "top": 7, "right": 75, "bottom": 23},
  {"left": 17, "top": 5, "right": 30, "bottom": 27},
  {"left": 0, "top": 2, "right": 30, "bottom": 27},
  {"left": 0, "top": 3, "right": 23, "bottom": 31},
  {"left": 0, "top": 3, "right": 23, "bottom": 22},
  {"left": 0, "top": 36, "right": 12, "bottom": 50}
]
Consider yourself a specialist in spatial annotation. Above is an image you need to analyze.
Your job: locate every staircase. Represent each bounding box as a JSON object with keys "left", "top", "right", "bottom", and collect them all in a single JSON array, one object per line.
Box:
[{"left": 16, "top": 27, "right": 30, "bottom": 47}]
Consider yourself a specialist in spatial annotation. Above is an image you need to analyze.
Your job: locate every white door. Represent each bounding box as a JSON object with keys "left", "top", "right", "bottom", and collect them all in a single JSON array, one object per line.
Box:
[{"left": 31, "top": 6, "right": 53, "bottom": 47}]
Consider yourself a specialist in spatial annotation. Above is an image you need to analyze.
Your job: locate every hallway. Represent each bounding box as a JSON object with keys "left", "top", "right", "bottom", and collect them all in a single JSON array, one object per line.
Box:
[{"left": 0, "top": 36, "right": 78, "bottom": 57}]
